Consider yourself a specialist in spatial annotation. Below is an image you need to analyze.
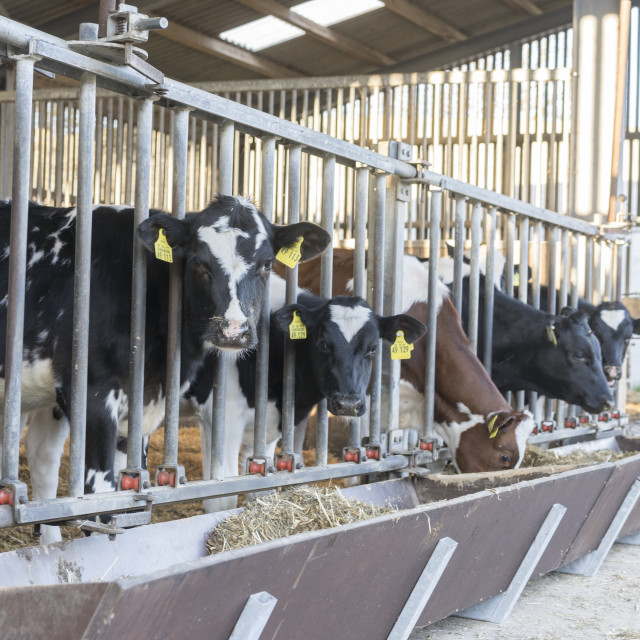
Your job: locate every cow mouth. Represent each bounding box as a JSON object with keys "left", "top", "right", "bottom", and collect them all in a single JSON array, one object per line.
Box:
[
  {"left": 204, "top": 319, "right": 257, "bottom": 352},
  {"left": 327, "top": 393, "right": 366, "bottom": 417}
]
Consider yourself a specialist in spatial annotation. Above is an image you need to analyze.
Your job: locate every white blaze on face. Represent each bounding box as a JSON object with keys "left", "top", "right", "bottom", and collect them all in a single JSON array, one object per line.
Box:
[
  {"left": 599, "top": 309, "right": 627, "bottom": 331},
  {"left": 433, "top": 402, "right": 484, "bottom": 471},
  {"left": 330, "top": 304, "right": 372, "bottom": 342},
  {"left": 198, "top": 219, "right": 250, "bottom": 336}
]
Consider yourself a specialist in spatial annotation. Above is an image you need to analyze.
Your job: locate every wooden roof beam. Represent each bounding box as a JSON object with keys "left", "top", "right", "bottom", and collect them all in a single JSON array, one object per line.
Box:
[
  {"left": 233, "top": 0, "right": 396, "bottom": 67},
  {"left": 157, "top": 17, "right": 305, "bottom": 78},
  {"left": 498, "top": 0, "right": 543, "bottom": 16},
  {"left": 382, "top": 0, "right": 467, "bottom": 43}
]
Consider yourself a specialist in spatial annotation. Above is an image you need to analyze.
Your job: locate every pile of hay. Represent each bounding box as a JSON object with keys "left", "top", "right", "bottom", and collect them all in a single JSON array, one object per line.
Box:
[
  {"left": 205, "top": 485, "right": 394, "bottom": 555},
  {"left": 522, "top": 444, "right": 634, "bottom": 468}
]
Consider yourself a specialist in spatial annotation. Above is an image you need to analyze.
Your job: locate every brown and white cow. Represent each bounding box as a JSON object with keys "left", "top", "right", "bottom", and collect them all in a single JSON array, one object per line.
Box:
[{"left": 293, "top": 248, "right": 533, "bottom": 472}]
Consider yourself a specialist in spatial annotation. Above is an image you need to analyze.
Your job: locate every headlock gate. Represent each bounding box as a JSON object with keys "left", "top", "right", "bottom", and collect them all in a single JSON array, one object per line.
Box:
[{"left": 0, "top": 9, "right": 633, "bottom": 539}]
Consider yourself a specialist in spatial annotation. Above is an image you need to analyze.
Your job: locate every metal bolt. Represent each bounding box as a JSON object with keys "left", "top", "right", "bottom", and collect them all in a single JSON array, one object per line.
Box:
[
  {"left": 142, "top": 480, "right": 150, "bottom": 489},
  {"left": 115, "top": 17, "right": 127, "bottom": 35},
  {"left": 19, "top": 495, "right": 27, "bottom": 504},
  {"left": 296, "top": 462, "right": 303, "bottom": 469},
  {"left": 179, "top": 476, "right": 187, "bottom": 484},
  {"left": 268, "top": 466, "right": 275, "bottom": 474}
]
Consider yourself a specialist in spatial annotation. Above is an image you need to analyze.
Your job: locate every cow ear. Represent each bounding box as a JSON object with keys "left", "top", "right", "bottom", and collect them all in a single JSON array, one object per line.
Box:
[
  {"left": 633, "top": 317, "right": 640, "bottom": 335},
  {"left": 138, "top": 214, "right": 189, "bottom": 255},
  {"left": 271, "top": 222, "right": 331, "bottom": 263},
  {"left": 559, "top": 306, "right": 574, "bottom": 317},
  {"left": 377, "top": 314, "right": 426, "bottom": 345},
  {"left": 271, "top": 304, "right": 314, "bottom": 335}
]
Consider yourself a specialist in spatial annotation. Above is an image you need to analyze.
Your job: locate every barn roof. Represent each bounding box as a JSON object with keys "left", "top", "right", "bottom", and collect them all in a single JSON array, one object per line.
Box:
[{"left": 1, "top": 0, "right": 572, "bottom": 86}]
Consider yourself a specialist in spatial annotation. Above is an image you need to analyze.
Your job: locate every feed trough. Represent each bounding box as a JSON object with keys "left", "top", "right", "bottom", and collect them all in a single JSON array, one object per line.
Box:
[{"left": 1, "top": 437, "right": 639, "bottom": 640}]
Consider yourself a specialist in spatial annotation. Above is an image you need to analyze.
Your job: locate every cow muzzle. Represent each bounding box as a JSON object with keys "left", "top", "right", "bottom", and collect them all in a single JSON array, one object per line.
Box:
[
  {"left": 603, "top": 365, "right": 621, "bottom": 385},
  {"left": 327, "top": 393, "right": 365, "bottom": 417},
  {"left": 209, "top": 318, "right": 256, "bottom": 351}
]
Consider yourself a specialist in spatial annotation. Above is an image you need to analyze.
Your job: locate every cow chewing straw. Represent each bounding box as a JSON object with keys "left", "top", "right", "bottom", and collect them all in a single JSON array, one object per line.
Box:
[{"left": 205, "top": 486, "right": 394, "bottom": 555}]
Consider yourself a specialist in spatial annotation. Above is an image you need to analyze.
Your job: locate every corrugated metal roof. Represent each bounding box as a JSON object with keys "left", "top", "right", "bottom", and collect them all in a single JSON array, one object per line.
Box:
[{"left": 2, "top": 0, "right": 573, "bottom": 87}]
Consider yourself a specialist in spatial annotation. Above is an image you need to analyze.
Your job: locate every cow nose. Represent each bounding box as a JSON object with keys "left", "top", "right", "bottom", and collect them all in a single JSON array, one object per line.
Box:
[
  {"left": 330, "top": 394, "right": 365, "bottom": 417},
  {"left": 603, "top": 365, "right": 621, "bottom": 381},
  {"left": 219, "top": 319, "right": 251, "bottom": 342}
]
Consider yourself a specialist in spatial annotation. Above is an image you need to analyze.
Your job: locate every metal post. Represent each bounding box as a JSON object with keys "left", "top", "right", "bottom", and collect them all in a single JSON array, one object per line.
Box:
[
  {"left": 467, "top": 201, "right": 483, "bottom": 353},
  {"left": 369, "top": 173, "right": 386, "bottom": 446},
  {"left": 316, "top": 154, "right": 336, "bottom": 466},
  {"left": 483, "top": 207, "right": 496, "bottom": 372},
  {"left": 69, "top": 26, "right": 97, "bottom": 497},
  {"left": 252, "top": 136, "right": 276, "bottom": 463},
  {"left": 162, "top": 108, "right": 189, "bottom": 470},
  {"left": 423, "top": 189, "right": 442, "bottom": 443},
  {"left": 1, "top": 55, "right": 37, "bottom": 484},
  {"left": 126, "top": 97, "right": 154, "bottom": 472},
  {"left": 211, "top": 121, "right": 234, "bottom": 482},
  {"left": 280, "top": 145, "right": 302, "bottom": 459},
  {"left": 452, "top": 196, "right": 466, "bottom": 315},
  {"left": 228, "top": 591, "right": 278, "bottom": 640}
]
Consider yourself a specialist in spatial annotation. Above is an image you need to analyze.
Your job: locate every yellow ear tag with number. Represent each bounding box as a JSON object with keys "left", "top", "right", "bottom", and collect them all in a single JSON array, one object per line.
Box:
[
  {"left": 154, "top": 229, "right": 173, "bottom": 263},
  {"left": 276, "top": 236, "right": 304, "bottom": 269},
  {"left": 487, "top": 415, "right": 499, "bottom": 439},
  {"left": 390, "top": 331, "right": 413, "bottom": 360},
  {"left": 289, "top": 311, "right": 307, "bottom": 340},
  {"left": 546, "top": 325, "right": 557, "bottom": 347}
]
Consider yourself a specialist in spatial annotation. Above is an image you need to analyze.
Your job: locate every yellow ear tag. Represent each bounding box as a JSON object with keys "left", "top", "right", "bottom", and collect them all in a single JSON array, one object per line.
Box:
[
  {"left": 546, "top": 325, "right": 557, "bottom": 347},
  {"left": 513, "top": 271, "right": 520, "bottom": 287},
  {"left": 289, "top": 311, "right": 307, "bottom": 340},
  {"left": 276, "top": 236, "right": 304, "bottom": 269},
  {"left": 390, "top": 331, "right": 413, "bottom": 360},
  {"left": 154, "top": 229, "right": 173, "bottom": 263},
  {"left": 487, "top": 415, "right": 499, "bottom": 439}
]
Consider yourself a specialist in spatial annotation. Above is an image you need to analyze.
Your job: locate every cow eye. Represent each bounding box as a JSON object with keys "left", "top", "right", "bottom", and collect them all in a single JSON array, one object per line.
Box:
[
  {"left": 501, "top": 454, "right": 511, "bottom": 464},
  {"left": 365, "top": 345, "right": 378, "bottom": 358},
  {"left": 261, "top": 260, "right": 272, "bottom": 273},
  {"left": 575, "top": 351, "right": 587, "bottom": 362},
  {"left": 318, "top": 339, "right": 331, "bottom": 354},
  {"left": 190, "top": 256, "right": 201, "bottom": 268}
]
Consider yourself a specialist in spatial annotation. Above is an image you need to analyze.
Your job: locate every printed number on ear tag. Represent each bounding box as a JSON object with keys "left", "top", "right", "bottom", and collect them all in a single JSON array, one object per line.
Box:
[
  {"left": 289, "top": 311, "right": 307, "bottom": 340},
  {"left": 487, "top": 415, "right": 499, "bottom": 439},
  {"left": 390, "top": 331, "right": 413, "bottom": 360},
  {"left": 154, "top": 229, "right": 173, "bottom": 263},
  {"left": 276, "top": 237, "right": 304, "bottom": 269}
]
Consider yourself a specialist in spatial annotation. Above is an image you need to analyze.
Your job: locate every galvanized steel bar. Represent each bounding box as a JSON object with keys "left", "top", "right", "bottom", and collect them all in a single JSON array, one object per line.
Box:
[
  {"left": 452, "top": 196, "right": 466, "bottom": 315},
  {"left": 369, "top": 173, "right": 387, "bottom": 446},
  {"left": 467, "top": 201, "right": 483, "bottom": 353},
  {"left": 483, "top": 207, "right": 496, "bottom": 371},
  {"left": 126, "top": 97, "right": 154, "bottom": 470},
  {"left": 68, "top": 31, "right": 97, "bottom": 497},
  {"left": 163, "top": 108, "right": 190, "bottom": 467},
  {"left": 281, "top": 145, "right": 302, "bottom": 457},
  {"left": 252, "top": 136, "right": 276, "bottom": 462},
  {"left": 1, "top": 56, "right": 36, "bottom": 483},
  {"left": 210, "top": 121, "right": 234, "bottom": 482},
  {"left": 423, "top": 189, "right": 442, "bottom": 441},
  {"left": 316, "top": 154, "right": 336, "bottom": 466}
]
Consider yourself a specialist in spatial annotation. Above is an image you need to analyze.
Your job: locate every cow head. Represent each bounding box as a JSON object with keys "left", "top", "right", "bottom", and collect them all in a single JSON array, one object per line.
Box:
[
  {"left": 537, "top": 307, "right": 613, "bottom": 413},
  {"left": 272, "top": 296, "right": 426, "bottom": 417},
  {"left": 583, "top": 301, "right": 640, "bottom": 387},
  {"left": 448, "top": 409, "right": 534, "bottom": 473},
  {"left": 138, "top": 195, "right": 330, "bottom": 354}
]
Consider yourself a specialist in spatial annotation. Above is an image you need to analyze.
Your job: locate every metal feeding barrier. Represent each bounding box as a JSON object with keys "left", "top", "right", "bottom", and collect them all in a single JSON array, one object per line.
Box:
[{"left": 0, "top": 6, "right": 633, "bottom": 540}]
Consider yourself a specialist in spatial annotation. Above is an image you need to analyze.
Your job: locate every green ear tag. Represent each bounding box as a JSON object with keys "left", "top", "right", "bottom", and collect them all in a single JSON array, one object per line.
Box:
[
  {"left": 390, "top": 331, "right": 413, "bottom": 360},
  {"left": 154, "top": 229, "right": 173, "bottom": 263},
  {"left": 289, "top": 311, "right": 307, "bottom": 340},
  {"left": 546, "top": 325, "right": 557, "bottom": 347},
  {"left": 276, "top": 236, "right": 304, "bottom": 269},
  {"left": 487, "top": 415, "right": 499, "bottom": 439}
]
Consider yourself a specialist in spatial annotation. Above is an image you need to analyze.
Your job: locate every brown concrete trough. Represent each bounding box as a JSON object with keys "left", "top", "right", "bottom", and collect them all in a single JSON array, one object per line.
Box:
[{"left": 0, "top": 436, "right": 639, "bottom": 640}]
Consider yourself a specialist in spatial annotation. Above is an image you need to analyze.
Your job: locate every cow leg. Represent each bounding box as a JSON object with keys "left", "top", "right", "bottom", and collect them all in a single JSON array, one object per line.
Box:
[
  {"left": 293, "top": 416, "right": 308, "bottom": 463},
  {"left": 24, "top": 408, "right": 69, "bottom": 545},
  {"left": 83, "top": 396, "right": 118, "bottom": 495}
]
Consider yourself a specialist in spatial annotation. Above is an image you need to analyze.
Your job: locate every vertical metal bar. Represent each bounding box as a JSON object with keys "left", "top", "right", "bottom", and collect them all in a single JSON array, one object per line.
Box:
[
  {"left": 452, "top": 196, "right": 466, "bottom": 314},
  {"left": 516, "top": 217, "right": 530, "bottom": 411},
  {"left": 369, "top": 173, "right": 386, "bottom": 446},
  {"left": 280, "top": 145, "right": 302, "bottom": 457},
  {"left": 1, "top": 56, "right": 36, "bottom": 483},
  {"left": 210, "top": 121, "right": 234, "bottom": 482},
  {"left": 55, "top": 100, "right": 64, "bottom": 206},
  {"left": 423, "top": 189, "right": 442, "bottom": 442},
  {"left": 125, "top": 98, "right": 134, "bottom": 205},
  {"left": 162, "top": 108, "right": 189, "bottom": 467},
  {"left": 467, "top": 201, "right": 483, "bottom": 352},
  {"left": 68, "top": 48, "right": 97, "bottom": 497},
  {"left": 252, "top": 136, "right": 276, "bottom": 462},
  {"left": 316, "top": 154, "right": 336, "bottom": 466},
  {"left": 483, "top": 207, "right": 496, "bottom": 371},
  {"left": 127, "top": 97, "right": 154, "bottom": 470}
]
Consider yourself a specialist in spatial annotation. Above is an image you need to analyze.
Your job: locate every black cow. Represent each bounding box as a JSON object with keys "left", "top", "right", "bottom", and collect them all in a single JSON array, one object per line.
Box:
[
  {"left": 0, "top": 196, "right": 330, "bottom": 501},
  {"left": 454, "top": 272, "right": 613, "bottom": 414},
  {"left": 184, "top": 274, "right": 426, "bottom": 512}
]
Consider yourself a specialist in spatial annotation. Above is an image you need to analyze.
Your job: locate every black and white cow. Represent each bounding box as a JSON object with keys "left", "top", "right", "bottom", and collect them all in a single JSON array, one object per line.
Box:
[
  {"left": 0, "top": 195, "right": 330, "bottom": 503},
  {"left": 184, "top": 274, "right": 426, "bottom": 512},
  {"left": 453, "top": 272, "right": 614, "bottom": 414}
]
